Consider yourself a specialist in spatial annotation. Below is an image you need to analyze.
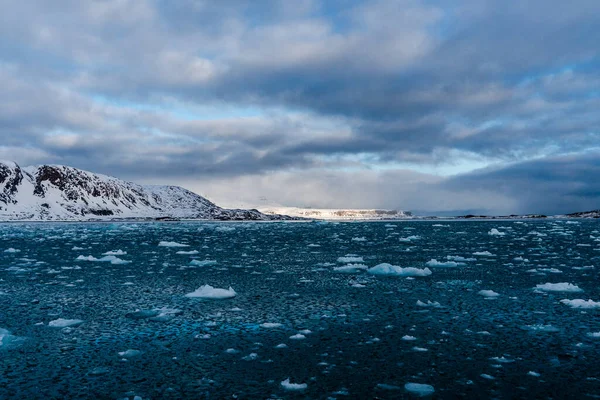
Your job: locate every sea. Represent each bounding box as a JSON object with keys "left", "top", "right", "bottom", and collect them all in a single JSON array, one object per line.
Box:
[{"left": 0, "top": 219, "right": 599, "bottom": 399}]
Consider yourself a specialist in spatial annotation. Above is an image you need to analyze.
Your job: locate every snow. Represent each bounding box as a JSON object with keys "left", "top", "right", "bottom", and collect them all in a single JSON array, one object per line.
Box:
[
  {"left": 478, "top": 290, "right": 500, "bottom": 298},
  {"left": 158, "top": 241, "right": 189, "bottom": 247},
  {"left": 425, "top": 259, "right": 462, "bottom": 268},
  {"left": 535, "top": 282, "right": 583, "bottom": 292},
  {"left": 261, "top": 207, "right": 411, "bottom": 220},
  {"left": 367, "top": 263, "right": 432, "bottom": 277},
  {"left": 280, "top": 378, "right": 308, "bottom": 391},
  {"left": 560, "top": 299, "right": 600, "bottom": 309},
  {"left": 185, "top": 285, "right": 237, "bottom": 299},
  {"left": 48, "top": 318, "right": 84, "bottom": 328},
  {"left": 404, "top": 383, "right": 435, "bottom": 396}
]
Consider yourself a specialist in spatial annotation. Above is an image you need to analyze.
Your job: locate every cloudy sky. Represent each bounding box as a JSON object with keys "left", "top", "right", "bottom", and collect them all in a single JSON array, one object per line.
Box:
[{"left": 1, "top": 0, "right": 599, "bottom": 215}]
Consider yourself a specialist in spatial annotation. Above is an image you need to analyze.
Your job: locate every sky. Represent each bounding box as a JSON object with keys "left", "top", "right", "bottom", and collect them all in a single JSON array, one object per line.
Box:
[{"left": 1, "top": 0, "right": 599, "bottom": 215}]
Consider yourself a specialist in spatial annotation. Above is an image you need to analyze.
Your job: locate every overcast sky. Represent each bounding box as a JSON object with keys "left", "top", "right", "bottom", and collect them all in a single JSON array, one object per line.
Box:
[{"left": 1, "top": 0, "right": 599, "bottom": 215}]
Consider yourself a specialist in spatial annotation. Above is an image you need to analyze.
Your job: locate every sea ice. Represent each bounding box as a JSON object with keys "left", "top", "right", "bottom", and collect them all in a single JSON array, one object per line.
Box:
[
  {"left": 281, "top": 378, "right": 307, "bottom": 391},
  {"left": 76, "top": 255, "right": 130, "bottom": 265},
  {"left": 190, "top": 259, "right": 218, "bottom": 267},
  {"left": 425, "top": 259, "right": 462, "bottom": 268},
  {"left": 337, "top": 256, "right": 364, "bottom": 263},
  {"left": 118, "top": 349, "right": 142, "bottom": 358},
  {"left": 102, "top": 250, "right": 127, "bottom": 256},
  {"left": 367, "top": 263, "right": 432, "bottom": 277},
  {"left": 535, "top": 283, "right": 583, "bottom": 292},
  {"left": 333, "top": 264, "right": 368, "bottom": 273},
  {"left": 185, "top": 285, "right": 237, "bottom": 299},
  {"left": 473, "top": 251, "right": 495, "bottom": 256},
  {"left": 4, "top": 248, "right": 20, "bottom": 253},
  {"left": 404, "top": 383, "right": 435, "bottom": 396},
  {"left": 48, "top": 318, "right": 84, "bottom": 328},
  {"left": 478, "top": 290, "right": 500, "bottom": 298},
  {"left": 289, "top": 333, "right": 306, "bottom": 340},
  {"left": 560, "top": 299, "right": 600, "bottom": 309},
  {"left": 158, "top": 241, "right": 189, "bottom": 247},
  {"left": 488, "top": 228, "right": 505, "bottom": 236},
  {"left": 260, "top": 323, "right": 283, "bottom": 328},
  {"left": 176, "top": 250, "right": 199, "bottom": 255}
]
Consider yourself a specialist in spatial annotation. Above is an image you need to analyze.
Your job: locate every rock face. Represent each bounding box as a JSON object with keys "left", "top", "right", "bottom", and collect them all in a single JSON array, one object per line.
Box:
[
  {"left": 565, "top": 210, "right": 600, "bottom": 218},
  {"left": 0, "top": 161, "right": 286, "bottom": 221}
]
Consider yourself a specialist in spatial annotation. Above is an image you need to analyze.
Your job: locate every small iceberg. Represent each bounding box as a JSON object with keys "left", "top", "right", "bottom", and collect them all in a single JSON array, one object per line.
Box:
[
  {"left": 185, "top": 285, "right": 237, "bottom": 299},
  {"left": 404, "top": 383, "right": 435, "bottom": 397},
  {"left": 281, "top": 378, "right": 307, "bottom": 391},
  {"left": 48, "top": 319, "right": 84, "bottom": 328},
  {"left": 367, "top": 263, "right": 432, "bottom": 277}
]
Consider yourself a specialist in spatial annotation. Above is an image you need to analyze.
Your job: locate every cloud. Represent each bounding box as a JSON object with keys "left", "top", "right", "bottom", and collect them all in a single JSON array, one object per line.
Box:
[{"left": 0, "top": 0, "right": 599, "bottom": 213}]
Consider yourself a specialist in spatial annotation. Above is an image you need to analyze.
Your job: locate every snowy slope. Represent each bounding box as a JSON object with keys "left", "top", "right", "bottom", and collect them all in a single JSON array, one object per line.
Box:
[
  {"left": 260, "top": 207, "right": 412, "bottom": 220},
  {"left": 0, "top": 161, "right": 284, "bottom": 221}
]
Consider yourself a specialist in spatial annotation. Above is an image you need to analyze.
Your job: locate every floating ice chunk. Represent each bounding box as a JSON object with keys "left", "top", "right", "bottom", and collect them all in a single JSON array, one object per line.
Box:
[
  {"left": 527, "top": 371, "right": 541, "bottom": 377},
  {"left": 488, "top": 228, "right": 505, "bottom": 236},
  {"left": 275, "top": 343, "right": 288, "bottom": 349},
  {"left": 281, "top": 378, "right": 307, "bottom": 391},
  {"left": 587, "top": 332, "right": 600, "bottom": 338},
  {"left": 289, "top": 333, "right": 306, "bottom": 340},
  {"left": 102, "top": 250, "right": 126, "bottom": 256},
  {"left": 76, "top": 255, "right": 130, "bottom": 264},
  {"left": 48, "top": 318, "right": 84, "bottom": 328},
  {"left": 402, "top": 335, "right": 417, "bottom": 341},
  {"left": 521, "top": 324, "right": 559, "bottom": 332},
  {"left": 480, "top": 374, "right": 495, "bottom": 380},
  {"left": 225, "top": 348, "right": 239, "bottom": 354},
  {"left": 367, "top": 263, "right": 432, "bottom": 277},
  {"left": 337, "top": 256, "right": 364, "bottom": 263},
  {"left": 158, "top": 241, "right": 189, "bottom": 247},
  {"left": 490, "top": 357, "right": 514, "bottom": 363},
  {"left": 185, "top": 285, "right": 236, "bottom": 299},
  {"left": 560, "top": 299, "right": 600, "bottom": 309},
  {"left": 242, "top": 353, "right": 258, "bottom": 361},
  {"left": 416, "top": 300, "right": 441, "bottom": 307},
  {"left": 190, "top": 259, "right": 218, "bottom": 267},
  {"left": 352, "top": 237, "right": 367, "bottom": 242},
  {"left": 478, "top": 290, "right": 500, "bottom": 298},
  {"left": 404, "top": 383, "right": 435, "bottom": 397},
  {"left": 4, "top": 248, "right": 20, "bottom": 253},
  {"left": 333, "top": 264, "right": 368, "bottom": 273},
  {"left": 0, "top": 328, "right": 18, "bottom": 347},
  {"left": 260, "top": 323, "right": 283, "bottom": 329},
  {"left": 473, "top": 251, "right": 495, "bottom": 256},
  {"left": 118, "top": 349, "right": 142, "bottom": 358},
  {"left": 447, "top": 255, "right": 476, "bottom": 262},
  {"left": 413, "top": 347, "right": 428, "bottom": 352},
  {"left": 399, "top": 235, "right": 421, "bottom": 242},
  {"left": 425, "top": 259, "right": 462, "bottom": 268},
  {"left": 535, "top": 283, "right": 583, "bottom": 292},
  {"left": 177, "top": 250, "right": 199, "bottom": 255}
]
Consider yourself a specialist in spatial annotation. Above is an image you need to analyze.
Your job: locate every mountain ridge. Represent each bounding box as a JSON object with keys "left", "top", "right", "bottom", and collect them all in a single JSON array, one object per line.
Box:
[{"left": 0, "top": 161, "right": 289, "bottom": 221}]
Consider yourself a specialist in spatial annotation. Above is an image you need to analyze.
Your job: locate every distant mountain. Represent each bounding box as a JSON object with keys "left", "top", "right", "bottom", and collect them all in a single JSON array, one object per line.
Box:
[
  {"left": 564, "top": 210, "right": 600, "bottom": 218},
  {"left": 260, "top": 207, "right": 412, "bottom": 220},
  {"left": 0, "top": 161, "right": 289, "bottom": 221}
]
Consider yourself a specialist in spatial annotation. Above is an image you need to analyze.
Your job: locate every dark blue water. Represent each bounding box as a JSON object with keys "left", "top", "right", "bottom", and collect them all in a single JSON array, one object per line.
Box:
[{"left": 1, "top": 220, "right": 599, "bottom": 399}]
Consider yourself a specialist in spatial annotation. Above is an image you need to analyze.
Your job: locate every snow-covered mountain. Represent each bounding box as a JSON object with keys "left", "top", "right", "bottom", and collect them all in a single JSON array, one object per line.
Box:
[
  {"left": 260, "top": 207, "right": 412, "bottom": 220},
  {"left": 0, "top": 161, "right": 287, "bottom": 221}
]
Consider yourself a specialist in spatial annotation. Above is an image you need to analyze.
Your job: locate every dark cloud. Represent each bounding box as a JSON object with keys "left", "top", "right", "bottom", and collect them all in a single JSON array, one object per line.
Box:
[{"left": 0, "top": 0, "right": 599, "bottom": 212}]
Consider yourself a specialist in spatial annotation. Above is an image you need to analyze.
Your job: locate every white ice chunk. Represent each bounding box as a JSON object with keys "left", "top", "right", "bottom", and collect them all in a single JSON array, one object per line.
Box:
[
  {"left": 488, "top": 229, "right": 505, "bottom": 236},
  {"left": 473, "top": 251, "right": 495, "bottom": 256},
  {"left": 367, "top": 263, "right": 432, "bottom": 277},
  {"left": 333, "top": 264, "right": 368, "bottom": 273},
  {"left": 560, "top": 299, "right": 600, "bottom": 309},
  {"left": 158, "top": 241, "right": 189, "bottom": 247},
  {"left": 185, "top": 285, "right": 237, "bottom": 299},
  {"left": 102, "top": 250, "right": 127, "bottom": 256},
  {"left": 48, "top": 318, "right": 84, "bottom": 328},
  {"left": 281, "top": 378, "right": 307, "bottom": 391},
  {"left": 404, "top": 383, "right": 435, "bottom": 397},
  {"left": 425, "top": 259, "right": 462, "bottom": 268},
  {"left": 478, "top": 290, "right": 500, "bottom": 298},
  {"left": 190, "top": 259, "right": 218, "bottom": 267},
  {"left": 535, "top": 283, "right": 583, "bottom": 292},
  {"left": 260, "top": 323, "right": 283, "bottom": 329},
  {"left": 176, "top": 250, "right": 199, "bottom": 255},
  {"left": 337, "top": 256, "right": 364, "bottom": 263}
]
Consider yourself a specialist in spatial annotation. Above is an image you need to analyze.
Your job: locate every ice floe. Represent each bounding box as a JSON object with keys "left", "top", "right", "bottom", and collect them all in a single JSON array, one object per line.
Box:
[
  {"left": 425, "top": 259, "right": 462, "bottom": 268},
  {"left": 281, "top": 378, "right": 307, "bottom": 391},
  {"left": 189, "top": 259, "right": 218, "bottom": 267},
  {"left": 478, "top": 290, "right": 500, "bottom": 298},
  {"left": 367, "top": 263, "right": 432, "bottom": 277},
  {"left": 535, "top": 282, "right": 583, "bottom": 292},
  {"left": 185, "top": 285, "right": 237, "bottom": 299},
  {"left": 560, "top": 299, "right": 600, "bottom": 309},
  {"left": 158, "top": 241, "right": 189, "bottom": 247},
  {"left": 48, "top": 318, "right": 84, "bottom": 328},
  {"left": 260, "top": 323, "right": 283, "bottom": 328},
  {"left": 404, "top": 383, "right": 435, "bottom": 396},
  {"left": 337, "top": 256, "right": 364, "bottom": 263},
  {"left": 333, "top": 264, "right": 368, "bottom": 273},
  {"left": 488, "top": 228, "right": 505, "bottom": 236},
  {"left": 76, "top": 255, "right": 130, "bottom": 264}
]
